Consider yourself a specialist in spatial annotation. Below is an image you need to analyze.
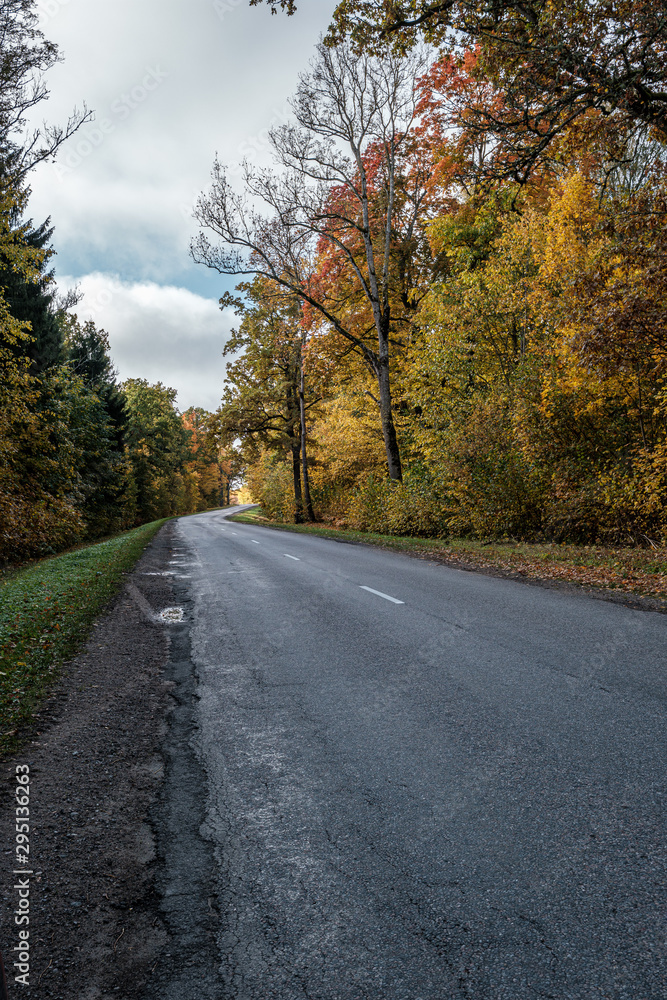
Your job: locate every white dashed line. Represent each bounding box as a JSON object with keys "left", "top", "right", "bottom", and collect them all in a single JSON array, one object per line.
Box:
[
  {"left": 230, "top": 532, "right": 238, "bottom": 535},
  {"left": 251, "top": 539, "right": 260, "bottom": 544},
  {"left": 284, "top": 554, "right": 300, "bottom": 561},
  {"left": 359, "top": 586, "right": 404, "bottom": 605}
]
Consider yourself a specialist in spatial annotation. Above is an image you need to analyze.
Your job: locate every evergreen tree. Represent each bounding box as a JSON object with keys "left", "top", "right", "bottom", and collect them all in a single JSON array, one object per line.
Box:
[
  {"left": 0, "top": 215, "right": 63, "bottom": 371},
  {"left": 62, "top": 316, "right": 132, "bottom": 537}
]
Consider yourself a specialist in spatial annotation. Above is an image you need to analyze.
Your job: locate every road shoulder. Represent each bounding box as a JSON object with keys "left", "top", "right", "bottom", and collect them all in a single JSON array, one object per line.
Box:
[{"left": 0, "top": 521, "right": 204, "bottom": 999}]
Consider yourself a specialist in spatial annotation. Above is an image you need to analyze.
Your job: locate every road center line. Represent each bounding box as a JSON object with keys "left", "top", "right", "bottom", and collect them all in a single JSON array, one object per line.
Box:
[
  {"left": 251, "top": 539, "right": 260, "bottom": 544},
  {"left": 230, "top": 531, "right": 238, "bottom": 535},
  {"left": 284, "top": 554, "right": 300, "bottom": 561},
  {"left": 359, "top": 586, "right": 405, "bottom": 605}
]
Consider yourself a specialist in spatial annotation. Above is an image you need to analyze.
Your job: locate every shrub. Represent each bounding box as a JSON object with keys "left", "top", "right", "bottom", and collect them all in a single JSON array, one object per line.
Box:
[
  {"left": 348, "top": 468, "right": 448, "bottom": 536},
  {"left": 246, "top": 453, "right": 295, "bottom": 522}
]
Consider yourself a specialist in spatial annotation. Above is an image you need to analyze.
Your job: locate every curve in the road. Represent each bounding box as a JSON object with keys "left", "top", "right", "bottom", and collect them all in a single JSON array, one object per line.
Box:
[{"left": 161, "top": 507, "right": 666, "bottom": 1000}]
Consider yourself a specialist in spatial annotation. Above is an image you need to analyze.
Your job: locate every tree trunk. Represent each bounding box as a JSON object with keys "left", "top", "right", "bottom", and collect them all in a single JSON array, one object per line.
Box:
[
  {"left": 376, "top": 352, "right": 402, "bottom": 482},
  {"left": 291, "top": 434, "right": 304, "bottom": 523},
  {"left": 300, "top": 348, "right": 315, "bottom": 520},
  {"left": 287, "top": 366, "right": 305, "bottom": 524}
]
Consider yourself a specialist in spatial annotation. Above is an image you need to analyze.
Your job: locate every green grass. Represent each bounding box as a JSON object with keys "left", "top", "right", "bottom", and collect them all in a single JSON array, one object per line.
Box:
[
  {"left": 229, "top": 508, "right": 667, "bottom": 603},
  {"left": 0, "top": 519, "right": 169, "bottom": 756}
]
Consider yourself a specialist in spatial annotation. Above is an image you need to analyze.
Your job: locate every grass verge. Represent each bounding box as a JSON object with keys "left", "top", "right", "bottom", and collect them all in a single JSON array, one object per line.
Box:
[
  {"left": 0, "top": 519, "right": 169, "bottom": 757},
  {"left": 229, "top": 508, "right": 667, "bottom": 606}
]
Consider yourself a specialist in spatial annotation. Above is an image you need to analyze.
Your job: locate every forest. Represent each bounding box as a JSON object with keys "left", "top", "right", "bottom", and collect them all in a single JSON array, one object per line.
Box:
[
  {"left": 2, "top": 0, "right": 667, "bottom": 565},
  {"left": 195, "top": 1, "right": 667, "bottom": 545},
  {"left": 0, "top": 1, "right": 236, "bottom": 566}
]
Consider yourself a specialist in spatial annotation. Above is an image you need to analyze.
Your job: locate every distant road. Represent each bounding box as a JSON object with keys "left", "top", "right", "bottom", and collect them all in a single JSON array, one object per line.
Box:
[{"left": 174, "top": 507, "right": 666, "bottom": 999}]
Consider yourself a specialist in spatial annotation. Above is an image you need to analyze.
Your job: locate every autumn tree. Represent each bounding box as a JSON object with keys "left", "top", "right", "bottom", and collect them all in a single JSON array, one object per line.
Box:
[
  {"left": 196, "top": 409, "right": 246, "bottom": 508},
  {"left": 122, "top": 380, "right": 191, "bottom": 523},
  {"left": 0, "top": 338, "right": 132, "bottom": 561},
  {"left": 563, "top": 178, "right": 667, "bottom": 459},
  {"left": 192, "top": 41, "right": 432, "bottom": 482},
  {"left": 216, "top": 279, "right": 318, "bottom": 522},
  {"left": 0, "top": 180, "right": 73, "bottom": 560},
  {"left": 181, "top": 406, "right": 241, "bottom": 510},
  {"left": 257, "top": 2, "right": 667, "bottom": 184},
  {"left": 0, "top": 1, "right": 97, "bottom": 562}
]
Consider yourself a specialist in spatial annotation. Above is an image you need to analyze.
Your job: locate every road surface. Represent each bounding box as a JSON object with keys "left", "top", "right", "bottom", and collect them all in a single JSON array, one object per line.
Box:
[{"left": 155, "top": 507, "right": 666, "bottom": 1000}]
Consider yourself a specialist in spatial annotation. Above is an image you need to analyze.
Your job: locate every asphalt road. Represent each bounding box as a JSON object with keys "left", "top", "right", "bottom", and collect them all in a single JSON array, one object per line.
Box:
[{"left": 167, "top": 507, "right": 666, "bottom": 1000}]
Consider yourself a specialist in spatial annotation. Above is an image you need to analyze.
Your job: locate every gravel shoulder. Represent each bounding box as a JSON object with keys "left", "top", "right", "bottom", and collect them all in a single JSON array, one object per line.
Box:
[{"left": 0, "top": 522, "right": 208, "bottom": 999}]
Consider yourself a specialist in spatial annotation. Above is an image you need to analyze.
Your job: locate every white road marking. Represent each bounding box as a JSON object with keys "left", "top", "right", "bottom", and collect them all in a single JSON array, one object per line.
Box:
[
  {"left": 359, "top": 586, "right": 404, "bottom": 605},
  {"left": 251, "top": 539, "right": 260, "bottom": 544},
  {"left": 284, "top": 554, "right": 300, "bottom": 561},
  {"left": 230, "top": 532, "right": 238, "bottom": 535}
]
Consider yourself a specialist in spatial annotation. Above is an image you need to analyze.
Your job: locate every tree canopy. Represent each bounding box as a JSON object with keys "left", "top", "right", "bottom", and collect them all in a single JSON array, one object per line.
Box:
[{"left": 198, "top": 6, "right": 667, "bottom": 542}]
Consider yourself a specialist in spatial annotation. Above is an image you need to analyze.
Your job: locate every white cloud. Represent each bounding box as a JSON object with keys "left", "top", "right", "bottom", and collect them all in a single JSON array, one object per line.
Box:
[
  {"left": 61, "top": 274, "right": 235, "bottom": 412},
  {"left": 27, "top": 0, "right": 337, "bottom": 287},
  {"left": 24, "top": 2, "right": 336, "bottom": 406}
]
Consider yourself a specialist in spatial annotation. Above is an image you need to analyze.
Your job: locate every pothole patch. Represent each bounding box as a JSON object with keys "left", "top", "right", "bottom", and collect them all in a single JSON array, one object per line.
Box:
[{"left": 156, "top": 606, "right": 185, "bottom": 624}]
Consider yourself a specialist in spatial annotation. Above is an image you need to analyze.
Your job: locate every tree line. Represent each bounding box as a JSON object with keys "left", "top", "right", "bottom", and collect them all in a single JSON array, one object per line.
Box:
[
  {"left": 0, "top": 1, "right": 234, "bottom": 566},
  {"left": 196, "top": 1, "right": 667, "bottom": 544}
]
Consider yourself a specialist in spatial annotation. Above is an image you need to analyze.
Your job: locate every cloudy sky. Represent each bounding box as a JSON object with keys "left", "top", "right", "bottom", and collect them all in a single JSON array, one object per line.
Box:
[{"left": 28, "top": 0, "right": 337, "bottom": 410}]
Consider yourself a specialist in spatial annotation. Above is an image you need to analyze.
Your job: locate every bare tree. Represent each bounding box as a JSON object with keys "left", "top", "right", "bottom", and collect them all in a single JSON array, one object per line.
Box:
[
  {"left": 258, "top": 2, "right": 667, "bottom": 184},
  {"left": 0, "top": 0, "right": 91, "bottom": 181},
  {"left": 192, "top": 41, "right": 431, "bottom": 482}
]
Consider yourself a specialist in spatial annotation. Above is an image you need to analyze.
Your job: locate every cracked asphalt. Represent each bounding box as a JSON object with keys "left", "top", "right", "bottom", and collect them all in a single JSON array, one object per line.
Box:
[{"left": 156, "top": 507, "right": 666, "bottom": 999}]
